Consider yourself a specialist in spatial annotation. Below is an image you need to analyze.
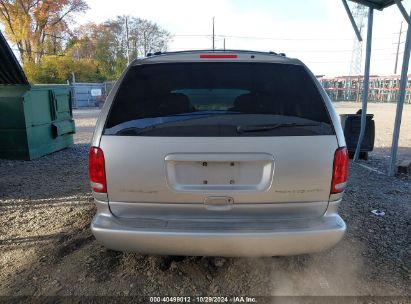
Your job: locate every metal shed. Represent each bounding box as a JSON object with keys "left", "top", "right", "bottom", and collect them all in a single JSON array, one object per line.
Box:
[{"left": 0, "top": 31, "right": 75, "bottom": 160}]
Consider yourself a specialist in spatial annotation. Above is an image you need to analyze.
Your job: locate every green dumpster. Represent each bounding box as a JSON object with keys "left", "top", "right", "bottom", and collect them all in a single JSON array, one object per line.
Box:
[{"left": 0, "top": 31, "right": 75, "bottom": 160}]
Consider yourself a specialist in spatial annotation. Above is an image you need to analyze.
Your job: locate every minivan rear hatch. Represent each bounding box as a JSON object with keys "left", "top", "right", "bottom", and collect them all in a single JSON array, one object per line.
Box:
[{"left": 100, "top": 61, "right": 338, "bottom": 219}]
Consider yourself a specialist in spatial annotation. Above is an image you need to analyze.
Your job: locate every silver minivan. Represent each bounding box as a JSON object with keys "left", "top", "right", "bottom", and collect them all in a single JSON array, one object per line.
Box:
[{"left": 89, "top": 50, "right": 348, "bottom": 257}]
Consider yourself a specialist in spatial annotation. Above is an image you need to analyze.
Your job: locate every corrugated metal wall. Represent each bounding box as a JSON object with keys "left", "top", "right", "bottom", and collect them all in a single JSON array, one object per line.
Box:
[{"left": 71, "top": 83, "right": 105, "bottom": 108}]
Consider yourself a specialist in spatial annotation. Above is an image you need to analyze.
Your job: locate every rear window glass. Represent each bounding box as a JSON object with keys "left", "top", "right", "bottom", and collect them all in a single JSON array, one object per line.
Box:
[{"left": 104, "top": 62, "right": 334, "bottom": 136}]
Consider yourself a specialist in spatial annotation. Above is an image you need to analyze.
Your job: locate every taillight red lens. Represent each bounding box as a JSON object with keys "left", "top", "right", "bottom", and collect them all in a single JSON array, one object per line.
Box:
[
  {"left": 200, "top": 54, "right": 238, "bottom": 59},
  {"left": 331, "top": 147, "right": 349, "bottom": 194},
  {"left": 88, "top": 147, "right": 107, "bottom": 193}
]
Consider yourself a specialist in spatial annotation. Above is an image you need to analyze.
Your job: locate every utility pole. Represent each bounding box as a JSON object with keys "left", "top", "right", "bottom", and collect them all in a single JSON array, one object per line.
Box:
[
  {"left": 212, "top": 17, "right": 215, "bottom": 50},
  {"left": 394, "top": 21, "right": 403, "bottom": 74},
  {"left": 223, "top": 38, "right": 226, "bottom": 50},
  {"left": 125, "top": 16, "right": 130, "bottom": 65}
]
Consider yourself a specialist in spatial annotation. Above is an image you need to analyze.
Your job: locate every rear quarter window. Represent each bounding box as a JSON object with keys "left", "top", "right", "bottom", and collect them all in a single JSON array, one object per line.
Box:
[{"left": 104, "top": 62, "right": 334, "bottom": 137}]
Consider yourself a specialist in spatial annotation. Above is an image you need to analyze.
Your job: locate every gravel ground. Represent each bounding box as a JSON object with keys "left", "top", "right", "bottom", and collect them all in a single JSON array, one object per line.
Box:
[
  {"left": 334, "top": 102, "right": 411, "bottom": 176},
  {"left": 0, "top": 104, "right": 410, "bottom": 298}
]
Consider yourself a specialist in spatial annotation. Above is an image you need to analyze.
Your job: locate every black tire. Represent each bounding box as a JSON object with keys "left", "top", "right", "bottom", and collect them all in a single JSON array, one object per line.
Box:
[{"left": 359, "top": 152, "right": 368, "bottom": 160}]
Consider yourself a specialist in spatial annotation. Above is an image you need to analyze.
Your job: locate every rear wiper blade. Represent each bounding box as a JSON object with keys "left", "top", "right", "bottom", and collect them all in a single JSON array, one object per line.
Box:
[
  {"left": 116, "top": 112, "right": 246, "bottom": 135},
  {"left": 236, "top": 122, "right": 321, "bottom": 133},
  {"left": 116, "top": 125, "right": 161, "bottom": 135},
  {"left": 161, "top": 111, "right": 243, "bottom": 117}
]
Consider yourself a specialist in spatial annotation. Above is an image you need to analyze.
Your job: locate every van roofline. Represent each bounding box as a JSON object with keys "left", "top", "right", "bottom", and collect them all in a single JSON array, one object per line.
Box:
[
  {"left": 145, "top": 49, "right": 287, "bottom": 57},
  {"left": 131, "top": 50, "right": 302, "bottom": 65}
]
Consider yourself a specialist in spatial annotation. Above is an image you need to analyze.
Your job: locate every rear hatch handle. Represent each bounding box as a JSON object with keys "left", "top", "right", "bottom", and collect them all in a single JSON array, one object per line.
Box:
[{"left": 204, "top": 196, "right": 234, "bottom": 211}]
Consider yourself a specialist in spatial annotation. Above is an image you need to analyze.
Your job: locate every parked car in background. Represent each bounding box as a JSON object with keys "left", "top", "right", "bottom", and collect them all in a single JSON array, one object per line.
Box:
[{"left": 89, "top": 50, "right": 348, "bottom": 257}]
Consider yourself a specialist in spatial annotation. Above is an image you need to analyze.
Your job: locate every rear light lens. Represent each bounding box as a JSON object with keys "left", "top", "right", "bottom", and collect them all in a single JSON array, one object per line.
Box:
[
  {"left": 88, "top": 147, "right": 107, "bottom": 193},
  {"left": 200, "top": 54, "right": 238, "bottom": 59},
  {"left": 331, "top": 147, "right": 349, "bottom": 194}
]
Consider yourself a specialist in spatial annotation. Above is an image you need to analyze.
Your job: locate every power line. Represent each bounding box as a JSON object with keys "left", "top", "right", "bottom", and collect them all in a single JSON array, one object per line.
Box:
[
  {"left": 167, "top": 47, "right": 394, "bottom": 53},
  {"left": 286, "top": 48, "right": 393, "bottom": 53},
  {"left": 172, "top": 34, "right": 395, "bottom": 41},
  {"left": 306, "top": 58, "right": 395, "bottom": 63}
]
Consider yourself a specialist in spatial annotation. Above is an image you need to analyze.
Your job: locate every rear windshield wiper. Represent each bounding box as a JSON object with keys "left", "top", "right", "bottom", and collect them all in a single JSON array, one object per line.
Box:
[
  {"left": 116, "top": 125, "right": 164, "bottom": 135},
  {"left": 114, "top": 112, "right": 246, "bottom": 135},
  {"left": 116, "top": 121, "right": 322, "bottom": 135},
  {"left": 160, "top": 111, "right": 243, "bottom": 117},
  {"left": 236, "top": 122, "right": 321, "bottom": 133}
]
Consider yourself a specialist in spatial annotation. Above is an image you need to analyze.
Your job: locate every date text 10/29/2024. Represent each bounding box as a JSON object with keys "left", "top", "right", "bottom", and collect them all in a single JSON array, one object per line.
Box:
[{"left": 150, "top": 296, "right": 257, "bottom": 303}]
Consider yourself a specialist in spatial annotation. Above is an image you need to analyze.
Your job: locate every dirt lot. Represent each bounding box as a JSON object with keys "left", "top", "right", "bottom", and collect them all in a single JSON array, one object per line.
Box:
[{"left": 0, "top": 104, "right": 410, "bottom": 299}]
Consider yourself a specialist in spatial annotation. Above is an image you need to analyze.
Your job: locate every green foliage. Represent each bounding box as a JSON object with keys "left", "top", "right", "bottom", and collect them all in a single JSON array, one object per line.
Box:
[
  {"left": 24, "top": 55, "right": 104, "bottom": 84},
  {"left": 1, "top": 1, "right": 171, "bottom": 83},
  {"left": 0, "top": 0, "right": 88, "bottom": 63},
  {"left": 67, "top": 17, "right": 171, "bottom": 81}
]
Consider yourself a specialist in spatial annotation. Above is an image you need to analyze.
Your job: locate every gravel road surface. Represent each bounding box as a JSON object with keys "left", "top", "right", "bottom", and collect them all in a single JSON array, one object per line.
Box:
[{"left": 0, "top": 104, "right": 409, "bottom": 297}]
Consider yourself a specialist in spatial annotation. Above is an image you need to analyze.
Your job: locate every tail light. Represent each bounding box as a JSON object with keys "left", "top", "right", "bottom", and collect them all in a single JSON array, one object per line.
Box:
[
  {"left": 200, "top": 54, "right": 238, "bottom": 59},
  {"left": 331, "top": 147, "right": 349, "bottom": 194},
  {"left": 88, "top": 147, "right": 107, "bottom": 193}
]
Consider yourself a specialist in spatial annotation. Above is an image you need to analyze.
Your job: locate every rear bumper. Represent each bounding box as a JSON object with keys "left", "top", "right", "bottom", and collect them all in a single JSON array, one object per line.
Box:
[{"left": 91, "top": 211, "right": 346, "bottom": 257}]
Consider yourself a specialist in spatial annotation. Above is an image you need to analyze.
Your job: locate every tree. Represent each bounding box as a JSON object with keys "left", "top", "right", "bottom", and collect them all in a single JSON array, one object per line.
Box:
[
  {"left": 0, "top": 0, "right": 88, "bottom": 63},
  {"left": 24, "top": 55, "right": 103, "bottom": 83},
  {"left": 0, "top": 1, "right": 171, "bottom": 83},
  {"left": 123, "top": 16, "right": 171, "bottom": 58},
  {"left": 68, "top": 17, "right": 171, "bottom": 80},
  {"left": 69, "top": 22, "right": 125, "bottom": 79}
]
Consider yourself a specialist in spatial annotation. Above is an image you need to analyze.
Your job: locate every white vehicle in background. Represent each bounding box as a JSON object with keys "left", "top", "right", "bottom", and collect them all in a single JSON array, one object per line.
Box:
[{"left": 88, "top": 50, "right": 348, "bottom": 257}]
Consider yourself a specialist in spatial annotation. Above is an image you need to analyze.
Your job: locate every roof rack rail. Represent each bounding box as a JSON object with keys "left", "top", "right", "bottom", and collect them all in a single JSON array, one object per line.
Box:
[{"left": 144, "top": 50, "right": 288, "bottom": 58}]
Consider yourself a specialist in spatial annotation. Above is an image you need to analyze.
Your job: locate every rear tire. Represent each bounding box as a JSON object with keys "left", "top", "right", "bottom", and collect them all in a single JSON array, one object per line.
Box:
[{"left": 359, "top": 152, "right": 368, "bottom": 160}]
